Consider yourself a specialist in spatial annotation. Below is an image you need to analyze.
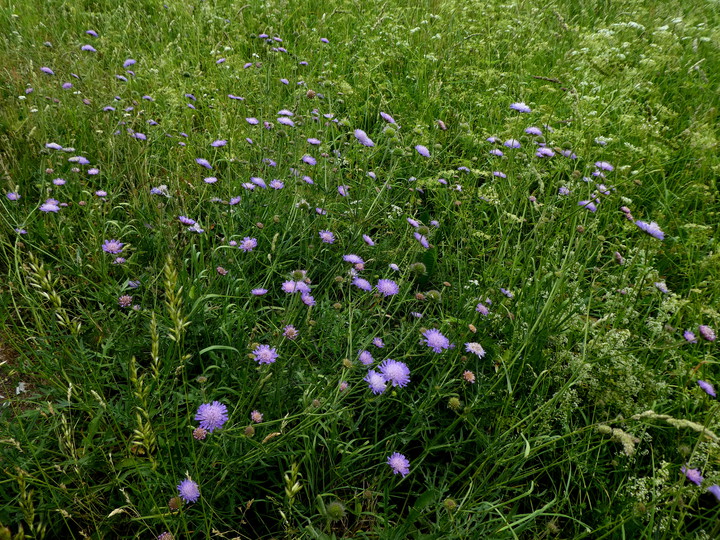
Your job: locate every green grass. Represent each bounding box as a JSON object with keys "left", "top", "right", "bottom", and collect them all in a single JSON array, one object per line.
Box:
[{"left": 1, "top": 0, "right": 719, "bottom": 538}]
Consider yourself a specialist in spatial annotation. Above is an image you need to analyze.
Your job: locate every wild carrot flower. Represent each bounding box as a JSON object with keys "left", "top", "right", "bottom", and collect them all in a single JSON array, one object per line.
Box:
[
  {"left": 195, "top": 401, "right": 228, "bottom": 432},
  {"left": 177, "top": 479, "right": 200, "bottom": 503},
  {"left": 387, "top": 453, "right": 410, "bottom": 477}
]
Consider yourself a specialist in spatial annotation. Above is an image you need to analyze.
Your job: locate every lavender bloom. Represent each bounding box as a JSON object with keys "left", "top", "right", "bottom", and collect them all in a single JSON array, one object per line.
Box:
[
  {"left": 387, "top": 453, "right": 410, "bottom": 477},
  {"left": 178, "top": 216, "right": 196, "bottom": 225},
  {"left": 195, "top": 158, "right": 212, "bottom": 169},
  {"left": 354, "top": 129, "right": 375, "bottom": 147},
  {"left": 337, "top": 185, "right": 349, "bottom": 197},
  {"left": 239, "top": 237, "right": 258, "bottom": 252},
  {"left": 358, "top": 350, "right": 374, "bottom": 365},
  {"left": 465, "top": 342, "right": 486, "bottom": 358},
  {"left": 319, "top": 230, "right": 335, "bottom": 244},
  {"left": 307, "top": 138, "right": 321, "bottom": 145},
  {"left": 365, "top": 370, "right": 387, "bottom": 394},
  {"left": 302, "top": 154, "right": 316, "bottom": 165},
  {"left": 228, "top": 94, "right": 244, "bottom": 100},
  {"left": 195, "top": 401, "right": 229, "bottom": 432},
  {"left": 123, "top": 59, "right": 136, "bottom": 68},
  {"left": 251, "top": 410, "right": 264, "bottom": 423},
  {"left": 216, "top": 58, "right": 226, "bottom": 64},
  {"left": 343, "top": 254, "right": 364, "bottom": 265},
  {"left": 379, "top": 359, "right": 410, "bottom": 387},
  {"left": 86, "top": 30, "right": 98, "bottom": 37},
  {"left": 525, "top": 126, "right": 542, "bottom": 136},
  {"left": 698, "top": 380, "right": 716, "bottom": 397},
  {"left": 253, "top": 344, "right": 278, "bottom": 364},
  {"left": 536, "top": 147, "right": 555, "bottom": 158},
  {"left": 489, "top": 149, "right": 504, "bottom": 157},
  {"left": 102, "top": 239, "right": 123, "bottom": 254},
  {"left": 681, "top": 466, "right": 704, "bottom": 486},
  {"left": 380, "top": 112, "right": 396, "bottom": 124},
  {"left": 251, "top": 288, "right": 268, "bottom": 296},
  {"left": 177, "top": 479, "right": 200, "bottom": 503},
  {"left": 278, "top": 117, "right": 295, "bottom": 127},
  {"left": 270, "top": 179, "right": 284, "bottom": 189},
  {"left": 510, "top": 102, "right": 532, "bottom": 113},
  {"left": 684, "top": 330, "right": 697, "bottom": 343},
  {"left": 423, "top": 329, "right": 451, "bottom": 353},
  {"left": 376, "top": 279, "right": 399, "bottom": 296},
  {"left": 211, "top": 139, "right": 227, "bottom": 147},
  {"left": 320, "top": 37, "right": 329, "bottom": 43},
  {"left": 504, "top": 139, "right": 521, "bottom": 148},
  {"left": 301, "top": 293, "right": 315, "bottom": 306},
  {"left": 6, "top": 192, "right": 20, "bottom": 201},
  {"left": 81, "top": 44, "right": 97, "bottom": 52},
  {"left": 493, "top": 171, "right": 507, "bottom": 178},
  {"left": 40, "top": 200, "right": 60, "bottom": 212},
  {"left": 373, "top": 337, "right": 385, "bottom": 348},
  {"left": 46, "top": 142, "right": 63, "bottom": 150},
  {"left": 283, "top": 325, "right": 298, "bottom": 340},
  {"left": 363, "top": 234, "right": 375, "bottom": 246},
  {"left": 654, "top": 282, "right": 669, "bottom": 294},
  {"left": 204, "top": 176, "right": 217, "bottom": 184},
  {"left": 246, "top": 117, "right": 259, "bottom": 125},
  {"left": 415, "top": 145, "right": 430, "bottom": 157},
  {"left": 595, "top": 161, "right": 614, "bottom": 171},
  {"left": 353, "top": 277, "right": 372, "bottom": 291},
  {"left": 40, "top": 66, "right": 54, "bottom": 75},
  {"left": 699, "top": 325, "right": 716, "bottom": 342},
  {"left": 635, "top": 220, "right": 664, "bottom": 240},
  {"left": 500, "top": 288, "right": 514, "bottom": 298},
  {"left": 708, "top": 485, "right": 720, "bottom": 502},
  {"left": 476, "top": 303, "right": 490, "bottom": 316},
  {"left": 578, "top": 200, "right": 597, "bottom": 213},
  {"left": 558, "top": 186, "right": 570, "bottom": 195},
  {"left": 280, "top": 78, "right": 289, "bottom": 85},
  {"left": 250, "top": 177, "right": 266, "bottom": 188},
  {"left": 414, "top": 232, "right": 429, "bottom": 249}
]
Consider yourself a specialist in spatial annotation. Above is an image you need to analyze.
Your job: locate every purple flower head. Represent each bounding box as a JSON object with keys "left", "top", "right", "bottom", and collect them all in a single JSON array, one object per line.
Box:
[
  {"left": 379, "top": 359, "right": 410, "bottom": 387},
  {"left": 525, "top": 126, "right": 542, "bottom": 136},
  {"left": 177, "top": 479, "right": 200, "bottom": 503},
  {"left": 211, "top": 139, "right": 227, "bottom": 147},
  {"left": 343, "top": 254, "right": 364, "bottom": 265},
  {"left": 102, "top": 239, "right": 124, "bottom": 254},
  {"left": 353, "top": 277, "right": 372, "bottom": 291},
  {"left": 204, "top": 176, "right": 218, "bottom": 184},
  {"left": 283, "top": 325, "right": 298, "bottom": 340},
  {"left": 465, "top": 342, "right": 486, "bottom": 358},
  {"left": 708, "top": 485, "right": 720, "bottom": 502},
  {"left": 558, "top": 186, "right": 570, "bottom": 196},
  {"left": 578, "top": 200, "right": 597, "bottom": 213},
  {"left": 493, "top": 171, "right": 507, "bottom": 178},
  {"left": 380, "top": 112, "right": 397, "bottom": 124},
  {"left": 302, "top": 154, "right": 316, "bottom": 165},
  {"left": 415, "top": 145, "right": 430, "bottom": 157},
  {"left": 301, "top": 293, "right": 315, "bottom": 306},
  {"left": 476, "top": 303, "right": 490, "bottom": 316},
  {"left": 6, "top": 192, "right": 20, "bottom": 201},
  {"left": 123, "top": 59, "right": 136, "bottom": 68},
  {"left": 536, "top": 147, "right": 555, "bottom": 158},
  {"left": 376, "top": 279, "right": 399, "bottom": 297},
  {"left": 364, "top": 370, "right": 387, "bottom": 394},
  {"left": 698, "top": 380, "right": 716, "bottom": 397},
  {"left": 684, "top": 330, "right": 697, "bottom": 343},
  {"left": 250, "top": 177, "right": 266, "bottom": 188},
  {"left": 195, "top": 401, "right": 229, "bottom": 432},
  {"left": 246, "top": 117, "right": 259, "bottom": 125},
  {"left": 595, "top": 161, "right": 614, "bottom": 171},
  {"left": 363, "top": 234, "right": 375, "bottom": 246},
  {"left": 654, "top": 282, "right": 669, "bottom": 294},
  {"left": 510, "top": 102, "right": 532, "bottom": 113},
  {"left": 195, "top": 158, "right": 212, "bottom": 169},
  {"left": 373, "top": 337, "right": 385, "bottom": 348},
  {"left": 86, "top": 30, "right": 98, "bottom": 37},
  {"left": 178, "top": 216, "right": 196, "bottom": 225},
  {"left": 321, "top": 37, "right": 329, "bottom": 43},
  {"left": 319, "top": 230, "right": 335, "bottom": 244},
  {"left": 239, "top": 237, "right": 258, "bottom": 252},
  {"left": 280, "top": 78, "right": 289, "bottom": 85},
  {"left": 504, "top": 139, "right": 521, "bottom": 149},
  {"left": 423, "top": 329, "right": 451, "bottom": 353},
  {"left": 681, "top": 466, "right": 704, "bottom": 486},
  {"left": 354, "top": 129, "right": 375, "bottom": 147},
  {"left": 387, "top": 453, "right": 410, "bottom": 477},
  {"left": 40, "top": 66, "right": 55, "bottom": 75},
  {"left": 253, "top": 344, "right": 278, "bottom": 365},
  {"left": 635, "top": 220, "right": 664, "bottom": 240},
  {"left": 500, "top": 288, "right": 514, "bottom": 299},
  {"left": 278, "top": 117, "right": 295, "bottom": 127},
  {"left": 489, "top": 149, "right": 504, "bottom": 157},
  {"left": 337, "top": 185, "right": 349, "bottom": 197},
  {"left": 414, "top": 232, "right": 429, "bottom": 249},
  {"left": 251, "top": 288, "right": 268, "bottom": 296},
  {"left": 699, "top": 325, "right": 716, "bottom": 342},
  {"left": 270, "top": 179, "right": 284, "bottom": 189},
  {"left": 39, "top": 200, "right": 60, "bottom": 212},
  {"left": 81, "top": 44, "right": 97, "bottom": 52},
  {"left": 358, "top": 350, "right": 374, "bottom": 365},
  {"left": 307, "top": 138, "right": 321, "bottom": 145}
]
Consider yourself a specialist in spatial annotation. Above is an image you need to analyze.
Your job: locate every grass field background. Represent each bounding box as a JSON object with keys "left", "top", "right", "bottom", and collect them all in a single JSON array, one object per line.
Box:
[{"left": 1, "top": 0, "right": 719, "bottom": 537}]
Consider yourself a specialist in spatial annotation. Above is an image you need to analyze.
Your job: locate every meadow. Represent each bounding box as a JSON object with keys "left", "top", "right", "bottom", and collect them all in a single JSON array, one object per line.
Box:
[{"left": 1, "top": 0, "right": 719, "bottom": 537}]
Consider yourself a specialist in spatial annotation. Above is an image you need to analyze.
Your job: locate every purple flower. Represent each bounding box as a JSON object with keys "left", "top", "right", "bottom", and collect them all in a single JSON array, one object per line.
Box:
[
  {"left": 595, "top": 161, "right": 614, "bottom": 171},
  {"left": 228, "top": 94, "right": 244, "bottom": 100},
  {"left": 476, "top": 303, "right": 490, "bottom": 316},
  {"left": 414, "top": 232, "right": 429, "bottom": 249},
  {"left": 699, "top": 325, "right": 716, "bottom": 342},
  {"left": 380, "top": 112, "right": 396, "bottom": 124},
  {"left": 301, "top": 293, "right": 315, "bottom": 306},
  {"left": 708, "top": 485, "right": 720, "bottom": 502},
  {"left": 387, "top": 453, "right": 410, "bottom": 477},
  {"left": 195, "top": 401, "right": 229, "bottom": 432},
  {"left": 81, "top": 44, "right": 97, "bottom": 52},
  {"left": 489, "top": 149, "right": 504, "bottom": 157},
  {"left": 86, "top": 30, "right": 98, "bottom": 37},
  {"left": 365, "top": 370, "right": 387, "bottom": 394},
  {"left": 6, "top": 192, "right": 20, "bottom": 201},
  {"left": 302, "top": 154, "right": 316, "bottom": 165},
  {"left": 422, "top": 329, "right": 451, "bottom": 353},
  {"left": 38, "top": 202, "right": 59, "bottom": 213},
  {"left": 379, "top": 359, "right": 410, "bottom": 387},
  {"left": 319, "top": 230, "right": 335, "bottom": 244},
  {"left": 525, "top": 126, "right": 542, "bottom": 136},
  {"left": 320, "top": 37, "right": 329, "bottom": 43},
  {"left": 102, "top": 239, "right": 124, "bottom": 254},
  {"left": 177, "top": 479, "right": 200, "bottom": 503},
  {"left": 698, "top": 380, "right": 716, "bottom": 397},
  {"left": 510, "top": 102, "right": 532, "bottom": 113},
  {"left": 500, "top": 288, "right": 514, "bottom": 299},
  {"left": 123, "top": 59, "right": 136, "bottom": 68},
  {"left": 270, "top": 179, "right": 284, "bottom": 189},
  {"left": 684, "top": 330, "right": 697, "bottom": 343},
  {"left": 493, "top": 171, "right": 507, "bottom": 178},
  {"left": 253, "top": 344, "right": 278, "bottom": 365},
  {"left": 654, "top": 282, "right": 669, "bottom": 294},
  {"left": 246, "top": 117, "right": 259, "bottom": 125},
  {"left": 465, "top": 342, "right": 486, "bottom": 358},
  {"left": 196, "top": 158, "right": 212, "bottom": 169},
  {"left": 250, "top": 177, "right": 266, "bottom": 188},
  {"left": 504, "top": 139, "right": 521, "bottom": 148},
  {"left": 178, "top": 216, "right": 196, "bottom": 225},
  {"left": 353, "top": 277, "right": 372, "bottom": 291},
  {"left": 337, "top": 185, "right": 349, "bottom": 197},
  {"left": 354, "top": 129, "right": 375, "bottom": 147},
  {"left": 681, "top": 466, "right": 704, "bottom": 486},
  {"left": 578, "top": 200, "right": 597, "bottom": 213},
  {"left": 307, "top": 138, "right": 321, "bottom": 145},
  {"left": 362, "top": 234, "right": 375, "bottom": 246},
  {"left": 358, "top": 350, "right": 374, "bottom": 365},
  {"left": 635, "top": 220, "right": 664, "bottom": 240},
  {"left": 239, "top": 237, "right": 258, "bottom": 252},
  {"left": 283, "top": 325, "right": 298, "bottom": 340},
  {"left": 343, "top": 254, "right": 364, "bottom": 265},
  {"left": 376, "top": 279, "right": 399, "bottom": 297},
  {"left": 211, "top": 139, "right": 227, "bottom": 147},
  {"left": 278, "top": 117, "right": 295, "bottom": 127},
  {"left": 280, "top": 78, "right": 289, "bottom": 85},
  {"left": 251, "top": 288, "right": 268, "bottom": 296},
  {"left": 558, "top": 186, "right": 570, "bottom": 196},
  {"left": 373, "top": 337, "right": 385, "bottom": 348},
  {"left": 415, "top": 145, "right": 430, "bottom": 157},
  {"left": 40, "top": 66, "right": 54, "bottom": 75},
  {"left": 536, "top": 147, "right": 555, "bottom": 158},
  {"left": 204, "top": 176, "right": 217, "bottom": 184}
]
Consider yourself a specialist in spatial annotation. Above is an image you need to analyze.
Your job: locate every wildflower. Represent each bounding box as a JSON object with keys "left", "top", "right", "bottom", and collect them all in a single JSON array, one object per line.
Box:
[
  {"left": 363, "top": 234, "right": 375, "bottom": 246},
  {"left": 698, "top": 380, "right": 716, "bottom": 397},
  {"left": 339, "top": 381, "right": 349, "bottom": 391},
  {"left": 307, "top": 137, "right": 321, "bottom": 145},
  {"left": 500, "top": 288, "right": 514, "bottom": 298},
  {"left": 415, "top": 145, "right": 430, "bottom": 157},
  {"left": 525, "top": 126, "right": 542, "bottom": 136},
  {"left": 193, "top": 427, "right": 207, "bottom": 440},
  {"left": 376, "top": 279, "right": 399, "bottom": 296},
  {"left": 699, "top": 325, "right": 716, "bottom": 342},
  {"left": 614, "top": 252, "right": 625, "bottom": 265},
  {"left": 578, "top": 200, "right": 597, "bottom": 213},
  {"left": 684, "top": 330, "right": 697, "bottom": 343},
  {"left": 177, "top": 479, "right": 200, "bottom": 503},
  {"left": 414, "top": 232, "right": 429, "bottom": 249},
  {"left": 343, "top": 254, "right": 364, "bottom": 265},
  {"left": 708, "top": 485, "right": 720, "bottom": 502},
  {"left": 250, "top": 410, "right": 263, "bottom": 423},
  {"left": 6, "top": 192, "right": 20, "bottom": 201},
  {"left": 246, "top": 117, "right": 259, "bottom": 125},
  {"left": 319, "top": 230, "right": 335, "bottom": 244},
  {"left": 40, "top": 66, "right": 55, "bottom": 75},
  {"left": 489, "top": 149, "right": 504, "bottom": 157},
  {"left": 354, "top": 129, "right": 375, "bottom": 147},
  {"left": 504, "top": 139, "right": 521, "bottom": 148},
  {"left": 301, "top": 293, "right": 315, "bottom": 306},
  {"left": 239, "top": 237, "right": 257, "bottom": 252},
  {"left": 252, "top": 344, "right": 278, "bottom": 365},
  {"left": 102, "top": 239, "right": 124, "bottom": 254},
  {"left": 270, "top": 179, "right": 284, "bottom": 189},
  {"left": 353, "top": 277, "right": 372, "bottom": 291},
  {"left": 465, "top": 342, "right": 486, "bottom": 358},
  {"left": 204, "top": 177, "right": 217, "bottom": 184},
  {"left": 422, "top": 329, "right": 451, "bottom": 353},
  {"left": 635, "top": 220, "right": 664, "bottom": 240},
  {"left": 114, "top": 257, "right": 126, "bottom": 265},
  {"left": 278, "top": 117, "right": 295, "bottom": 127},
  {"left": 364, "top": 370, "right": 387, "bottom": 394},
  {"left": 379, "top": 359, "right": 410, "bottom": 387},
  {"left": 216, "top": 266, "right": 228, "bottom": 275},
  {"left": 681, "top": 466, "right": 703, "bottom": 486},
  {"left": 283, "top": 325, "right": 298, "bottom": 339},
  {"left": 536, "top": 147, "right": 555, "bottom": 157},
  {"left": 358, "top": 350, "right": 374, "bottom": 365},
  {"left": 195, "top": 158, "right": 212, "bottom": 169},
  {"left": 493, "top": 171, "right": 507, "bottom": 178},
  {"left": 118, "top": 295, "right": 133, "bottom": 308},
  {"left": 337, "top": 185, "right": 349, "bottom": 197},
  {"left": 123, "top": 59, "right": 136, "bottom": 68},
  {"left": 476, "top": 303, "right": 489, "bottom": 316},
  {"left": 510, "top": 102, "right": 532, "bottom": 113},
  {"left": 389, "top": 263, "right": 400, "bottom": 272},
  {"left": 40, "top": 200, "right": 60, "bottom": 212},
  {"left": 380, "top": 112, "right": 396, "bottom": 124},
  {"left": 463, "top": 370, "right": 476, "bottom": 384},
  {"left": 195, "top": 401, "right": 228, "bottom": 432},
  {"left": 558, "top": 186, "right": 570, "bottom": 196},
  {"left": 373, "top": 337, "right": 385, "bottom": 348},
  {"left": 387, "top": 453, "right": 410, "bottom": 477},
  {"left": 595, "top": 161, "right": 614, "bottom": 171},
  {"left": 251, "top": 288, "right": 268, "bottom": 296}
]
